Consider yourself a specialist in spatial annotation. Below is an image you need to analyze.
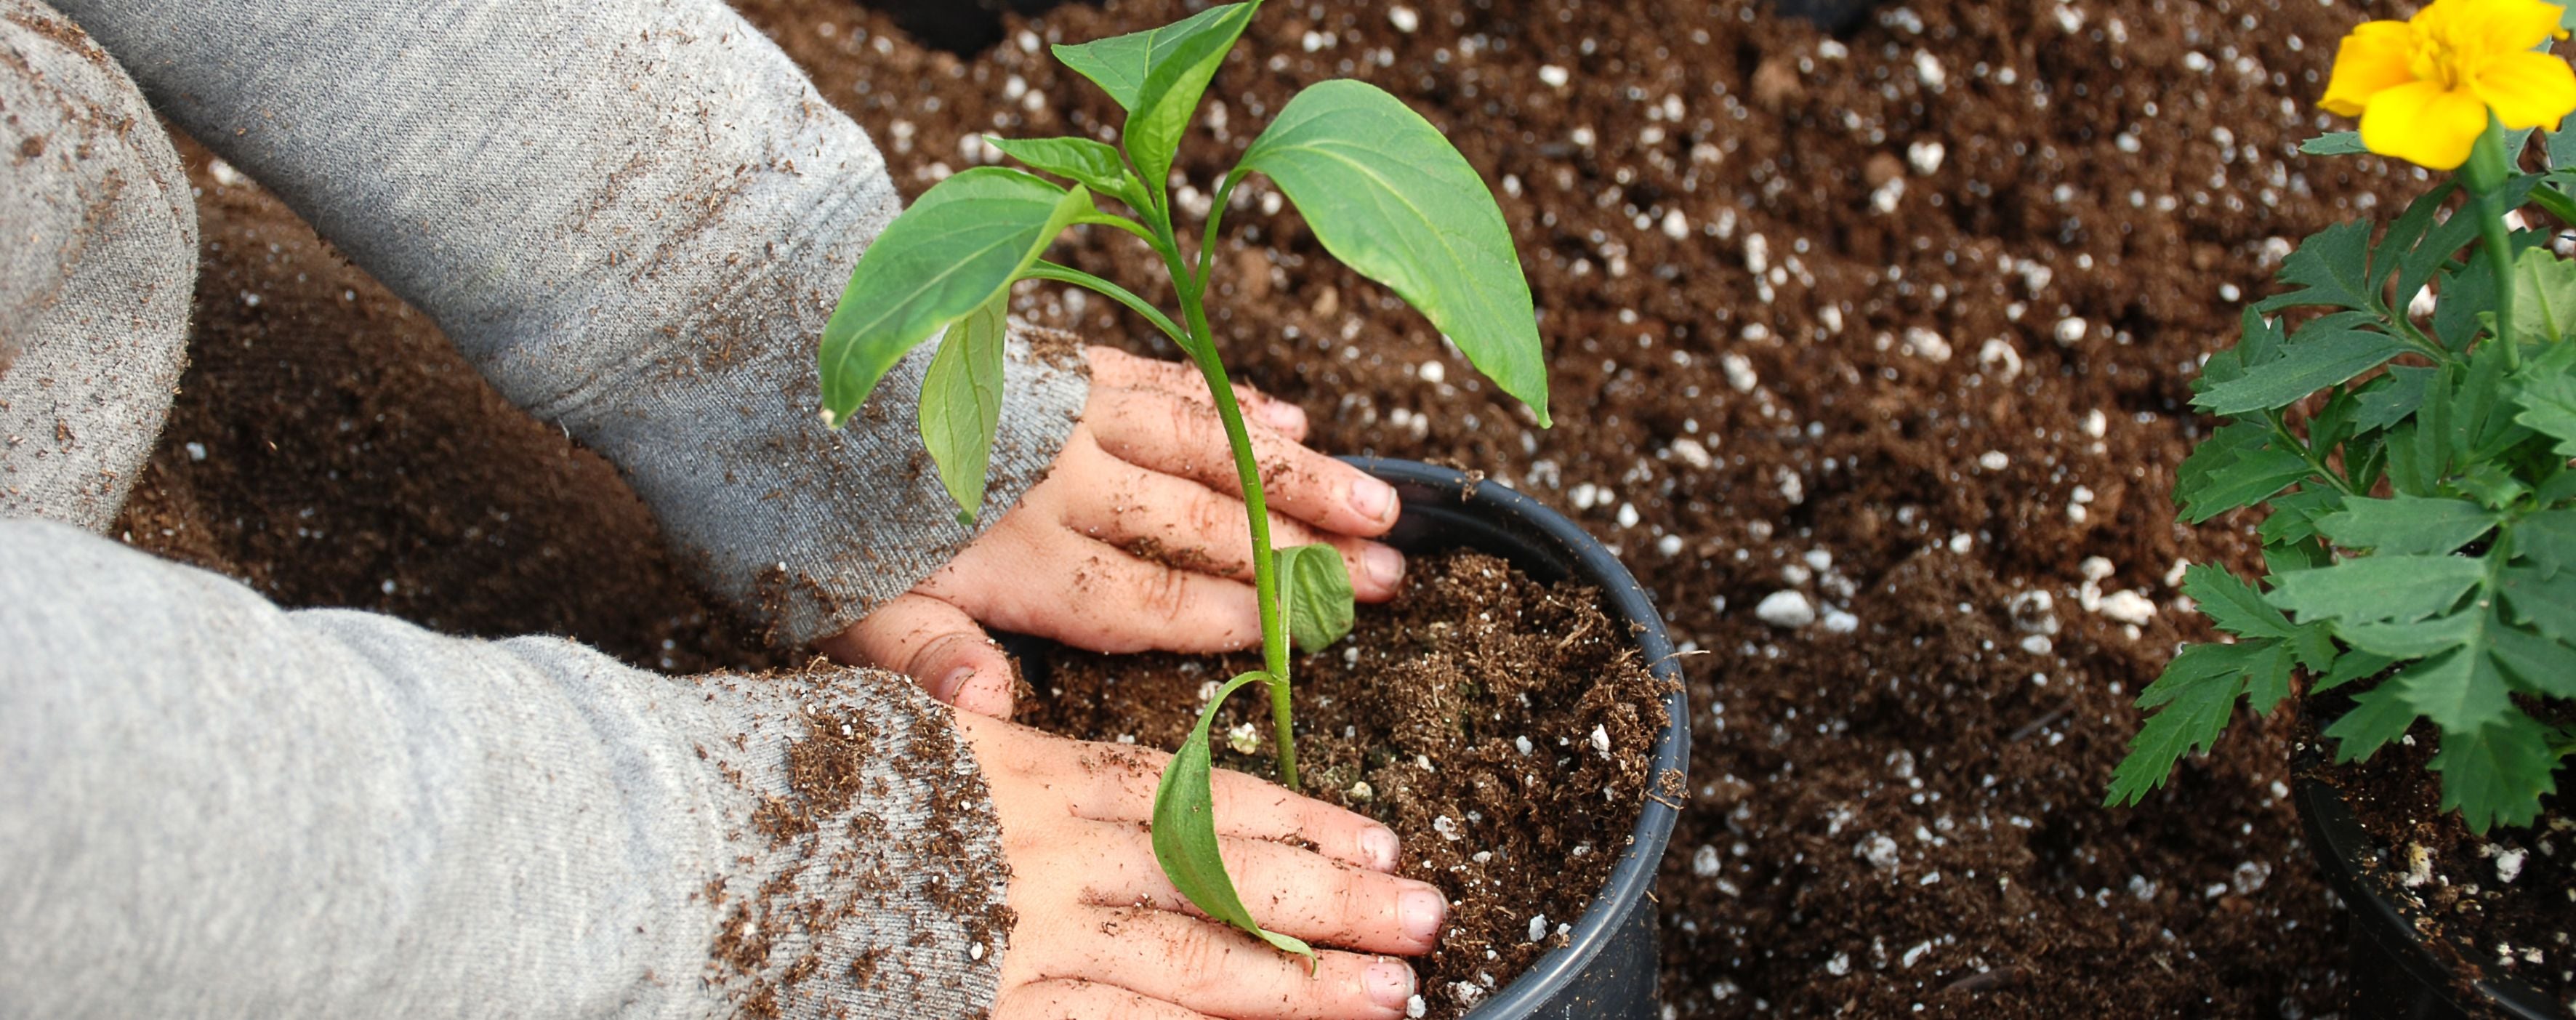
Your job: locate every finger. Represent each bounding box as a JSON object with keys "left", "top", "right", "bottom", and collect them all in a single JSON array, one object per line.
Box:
[
  {"left": 1077, "top": 821, "right": 1446, "bottom": 954},
  {"left": 993, "top": 979, "right": 1214, "bottom": 1020},
  {"left": 817, "top": 593, "right": 1017, "bottom": 718},
  {"left": 1088, "top": 385, "right": 1399, "bottom": 538},
  {"left": 1060, "top": 744, "right": 1401, "bottom": 872},
  {"left": 1058, "top": 907, "right": 1415, "bottom": 1020},
  {"left": 1053, "top": 445, "right": 1406, "bottom": 601},
  {"left": 919, "top": 526, "right": 1263, "bottom": 655},
  {"left": 1086, "top": 345, "right": 1309, "bottom": 439}
]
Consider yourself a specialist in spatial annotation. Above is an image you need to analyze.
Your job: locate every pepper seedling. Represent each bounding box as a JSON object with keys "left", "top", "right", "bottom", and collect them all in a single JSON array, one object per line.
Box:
[{"left": 816, "top": 1, "right": 1549, "bottom": 958}]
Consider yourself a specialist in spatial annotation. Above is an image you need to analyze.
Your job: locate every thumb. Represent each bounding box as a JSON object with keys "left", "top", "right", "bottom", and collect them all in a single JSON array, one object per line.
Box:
[{"left": 817, "top": 593, "right": 1018, "bottom": 719}]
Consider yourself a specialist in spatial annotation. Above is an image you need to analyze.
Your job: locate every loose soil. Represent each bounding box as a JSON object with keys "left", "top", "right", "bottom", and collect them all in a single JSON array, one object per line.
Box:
[
  {"left": 110, "top": 0, "right": 2576, "bottom": 1015},
  {"left": 1018, "top": 550, "right": 1676, "bottom": 1019}
]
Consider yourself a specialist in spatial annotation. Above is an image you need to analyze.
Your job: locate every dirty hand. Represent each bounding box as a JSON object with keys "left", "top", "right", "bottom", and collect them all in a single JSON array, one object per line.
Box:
[
  {"left": 954, "top": 711, "right": 1444, "bottom": 1019},
  {"left": 821, "top": 346, "right": 1407, "bottom": 718}
]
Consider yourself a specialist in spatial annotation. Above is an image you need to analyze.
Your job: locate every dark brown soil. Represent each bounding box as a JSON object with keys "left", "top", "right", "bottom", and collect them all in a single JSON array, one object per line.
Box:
[
  {"left": 1018, "top": 550, "right": 1675, "bottom": 1019},
  {"left": 2314, "top": 700, "right": 2576, "bottom": 1013},
  {"left": 111, "top": 0, "right": 2576, "bottom": 1015}
]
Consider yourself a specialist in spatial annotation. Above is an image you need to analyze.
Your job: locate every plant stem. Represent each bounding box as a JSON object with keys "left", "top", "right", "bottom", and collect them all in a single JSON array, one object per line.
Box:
[
  {"left": 1023, "top": 261, "right": 1189, "bottom": 344},
  {"left": 2477, "top": 191, "right": 2523, "bottom": 372},
  {"left": 2266, "top": 410, "right": 2356, "bottom": 496}
]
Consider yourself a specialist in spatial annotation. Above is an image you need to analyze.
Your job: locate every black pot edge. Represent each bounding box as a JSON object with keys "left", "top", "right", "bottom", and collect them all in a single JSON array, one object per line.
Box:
[
  {"left": 1341, "top": 457, "right": 1691, "bottom": 1019},
  {"left": 2292, "top": 747, "right": 2569, "bottom": 1019}
]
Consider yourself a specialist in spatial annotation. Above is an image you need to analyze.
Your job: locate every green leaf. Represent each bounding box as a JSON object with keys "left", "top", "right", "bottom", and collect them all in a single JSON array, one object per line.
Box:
[
  {"left": 2433, "top": 257, "right": 2502, "bottom": 353},
  {"left": 2240, "top": 639, "right": 2299, "bottom": 714},
  {"left": 2176, "top": 423, "right": 2315, "bottom": 523},
  {"left": 2191, "top": 328, "right": 2410, "bottom": 415},
  {"left": 2513, "top": 247, "right": 2576, "bottom": 343},
  {"left": 2510, "top": 336, "right": 2576, "bottom": 459},
  {"left": 1239, "top": 80, "right": 1550, "bottom": 425},
  {"left": 2104, "top": 642, "right": 2261, "bottom": 806},
  {"left": 2232, "top": 307, "right": 2287, "bottom": 371},
  {"left": 2299, "top": 131, "right": 2368, "bottom": 156},
  {"left": 2455, "top": 464, "right": 2534, "bottom": 510},
  {"left": 2408, "top": 179, "right": 2532, "bottom": 332},
  {"left": 917, "top": 292, "right": 1009, "bottom": 524},
  {"left": 1052, "top": 2, "right": 1260, "bottom": 193},
  {"left": 2339, "top": 609, "right": 2482, "bottom": 659},
  {"left": 2258, "top": 488, "right": 2344, "bottom": 547},
  {"left": 1277, "top": 543, "right": 1356, "bottom": 651},
  {"left": 2394, "top": 646, "right": 2514, "bottom": 734},
  {"left": 2537, "top": 465, "right": 2576, "bottom": 505},
  {"left": 2352, "top": 366, "right": 2436, "bottom": 432},
  {"left": 987, "top": 136, "right": 1137, "bottom": 201},
  {"left": 2487, "top": 618, "right": 2576, "bottom": 696},
  {"left": 2259, "top": 220, "right": 2375, "bottom": 313},
  {"left": 2499, "top": 564, "right": 2576, "bottom": 642},
  {"left": 818, "top": 169, "right": 1091, "bottom": 423},
  {"left": 2375, "top": 183, "right": 2456, "bottom": 305},
  {"left": 2552, "top": 123, "right": 2576, "bottom": 170},
  {"left": 2518, "top": 507, "right": 2576, "bottom": 575},
  {"left": 2314, "top": 650, "right": 2398, "bottom": 693},
  {"left": 2429, "top": 715, "right": 2558, "bottom": 833},
  {"left": 2324, "top": 682, "right": 2420, "bottom": 763},
  {"left": 2314, "top": 494, "right": 2501, "bottom": 555},
  {"left": 2183, "top": 564, "right": 2295, "bottom": 639},
  {"left": 1151, "top": 670, "right": 1318, "bottom": 963},
  {"left": 2268, "top": 553, "right": 2484, "bottom": 624}
]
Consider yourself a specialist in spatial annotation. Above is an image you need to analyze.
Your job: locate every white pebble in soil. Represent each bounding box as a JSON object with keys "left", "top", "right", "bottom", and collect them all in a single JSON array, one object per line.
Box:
[
  {"left": 2497, "top": 847, "right": 2528, "bottom": 883},
  {"left": 1693, "top": 844, "right": 1722, "bottom": 877},
  {"left": 1821, "top": 609, "right": 1859, "bottom": 634},
  {"left": 1433, "top": 815, "right": 1461, "bottom": 841},
  {"left": 1406, "top": 994, "right": 1426, "bottom": 1019},
  {"left": 1528, "top": 914, "right": 1548, "bottom": 943},
  {"left": 1590, "top": 724, "right": 1611, "bottom": 757},
  {"left": 1387, "top": 4, "right": 1418, "bottom": 32},
  {"left": 1537, "top": 64, "right": 1569, "bottom": 88},
  {"left": 1755, "top": 590, "right": 1816, "bottom": 628},
  {"left": 1856, "top": 832, "right": 1901, "bottom": 871}
]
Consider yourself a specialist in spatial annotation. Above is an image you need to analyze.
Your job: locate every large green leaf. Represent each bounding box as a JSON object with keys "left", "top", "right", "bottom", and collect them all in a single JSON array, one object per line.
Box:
[
  {"left": 819, "top": 169, "right": 1091, "bottom": 423},
  {"left": 2499, "top": 564, "right": 2576, "bottom": 642},
  {"left": 2512, "top": 247, "right": 2576, "bottom": 344},
  {"left": 988, "top": 136, "right": 1138, "bottom": 202},
  {"left": 2313, "top": 494, "right": 2501, "bottom": 555},
  {"left": 2352, "top": 366, "right": 2436, "bottom": 432},
  {"left": 2267, "top": 553, "right": 2484, "bottom": 624},
  {"left": 2428, "top": 715, "right": 2558, "bottom": 833},
  {"left": 917, "top": 292, "right": 1009, "bottom": 524},
  {"left": 2175, "top": 422, "right": 2317, "bottom": 523},
  {"left": 2487, "top": 617, "right": 2576, "bottom": 696},
  {"left": 2183, "top": 564, "right": 2294, "bottom": 640},
  {"left": 1278, "top": 543, "right": 1355, "bottom": 651},
  {"left": 2191, "top": 328, "right": 2410, "bottom": 415},
  {"left": 2511, "top": 336, "right": 2576, "bottom": 459},
  {"left": 2104, "top": 641, "right": 2263, "bottom": 806},
  {"left": 2324, "top": 681, "right": 2420, "bottom": 763},
  {"left": 2299, "top": 131, "right": 2367, "bottom": 156},
  {"left": 2394, "top": 646, "right": 2513, "bottom": 734},
  {"left": 1239, "top": 80, "right": 1550, "bottom": 425},
  {"left": 2257, "top": 220, "right": 2375, "bottom": 314},
  {"left": 1051, "top": 2, "right": 1260, "bottom": 193},
  {"left": 1151, "top": 670, "right": 1316, "bottom": 963},
  {"left": 2517, "top": 507, "right": 2576, "bottom": 576}
]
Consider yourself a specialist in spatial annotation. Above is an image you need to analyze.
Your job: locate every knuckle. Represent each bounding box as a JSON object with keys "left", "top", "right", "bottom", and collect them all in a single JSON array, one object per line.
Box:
[{"left": 1141, "top": 567, "right": 1194, "bottom": 624}]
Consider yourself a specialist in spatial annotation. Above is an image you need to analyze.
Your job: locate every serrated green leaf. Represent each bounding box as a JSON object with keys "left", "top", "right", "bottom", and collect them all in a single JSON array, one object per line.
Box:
[
  {"left": 2242, "top": 639, "right": 2298, "bottom": 713},
  {"left": 2394, "top": 646, "right": 2514, "bottom": 733},
  {"left": 2453, "top": 463, "right": 2532, "bottom": 509},
  {"left": 2428, "top": 715, "right": 2558, "bottom": 833},
  {"left": 1239, "top": 80, "right": 1550, "bottom": 425},
  {"left": 1151, "top": 670, "right": 1318, "bottom": 963},
  {"left": 2537, "top": 466, "right": 2576, "bottom": 505},
  {"left": 2499, "top": 564, "right": 2576, "bottom": 641},
  {"left": 2104, "top": 642, "right": 2259, "bottom": 806},
  {"left": 2324, "top": 681, "right": 2422, "bottom": 763},
  {"left": 1278, "top": 543, "right": 1355, "bottom": 651},
  {"left": 1053, "top": 2, "right": 1260, "bottom": 197},
  {"left": 2266, "top": 539, "right": 2333, "bottom": 577},
  {"left": 2375, "top": 183, "right": 2455, "bottom": 305},
  {"left": 2487, "top": 617, "right": 2576, "bottom": 696},
  {"left": 987, "top": 136, "right": 1138, "bottom": 201},
  {"left": 2512, "top": 247, "right": 2576, "bottom": 344},
  {"left": 2178, "top": 425, "right": 2316, "bottom": 523},
  {"left": 2314, "top": 650, "right": 2399, "bottom": 693},
  {"left": 2269, "top": 553, "right": 2485, "bottom": 624},
  {"left": 2458, "top": 326, "right": 2525, "bottom": 457},
  {"left": 819, "top": 169, "right": 1090, "bottom": 422},
  {"left": 2258, "top": 488, "right": 2345, "bottom": 547},
  {"left": 2410, "top": 180, "right": 2533, "bottom": 336},
  {"left": 2311, "top": 386, "right": 2363, "bottom": 452},
  {"left": 2234, "top": 306, "right": 2286, "bottom": 371},
  {"left": 2352, "top": 366, "right": 2436, "bottom": 432},
  {"left": 2552, "top": 124, "right": 2576, "bottom": 169},
  {"left": 2192, "top": 329, "right": 2410, "bottom": 415},
  {"left": 2183, "top": 564, "right": 2295, "bottom": 639},
  {"left": 2314, "top": 494, "right": 2501, "bottom": 555},
  {"left": 2518, "top": 507, "right": 2576, "bottom": 575},
  {"left": 2259, "top": 220, "right": 2376, "bottom": 313},
  {"left": 917, "top": 292, "right": 1009, "bottom": 524},
  {"left": 2300, "top": 131, "right": 2369, "bottom": 156},
  {"left": 2510, "top": 336, "right": 2576, "bottom": 459},
  {"left": 2340, "top": 609, "right": 2482, "bottom": 658}
]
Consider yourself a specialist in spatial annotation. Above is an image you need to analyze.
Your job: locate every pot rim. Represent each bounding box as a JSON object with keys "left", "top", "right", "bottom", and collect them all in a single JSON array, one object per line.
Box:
[{"left": 1343, "top": 457, "right": 1690, "bottom": 1017}]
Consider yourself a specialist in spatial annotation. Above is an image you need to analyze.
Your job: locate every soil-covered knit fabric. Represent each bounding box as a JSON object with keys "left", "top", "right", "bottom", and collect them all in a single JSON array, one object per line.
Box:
[
  {"left": 9, "top": 0, "right": 1090, "bottom": 646},
  {"left": 0, "top": 518, "right": 1013, "bottom": 1017},
  {"left": 0, "top": 0, "right": 196, "bottom": 531}
]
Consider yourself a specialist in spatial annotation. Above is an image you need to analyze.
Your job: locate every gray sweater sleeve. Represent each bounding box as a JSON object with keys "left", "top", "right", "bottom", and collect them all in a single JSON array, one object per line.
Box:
[
  {"left": 49, "top": 0, "right": 1090, "bottom": 645},
  {"left": 0, "top": 518, "right": 1013, "bottom": 1018}
]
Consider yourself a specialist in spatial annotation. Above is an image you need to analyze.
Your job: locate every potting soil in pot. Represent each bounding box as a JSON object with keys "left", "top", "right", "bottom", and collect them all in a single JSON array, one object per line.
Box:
[
  {"left": 1020, "top": 549, "right": 1678, "bottom": 1019},
  {"left": 129, "top": 0, "right": 2492, "bottom": 1014}
]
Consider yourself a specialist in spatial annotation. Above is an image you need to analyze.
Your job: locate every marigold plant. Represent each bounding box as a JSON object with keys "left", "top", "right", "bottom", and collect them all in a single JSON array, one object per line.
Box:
[{"left": 2109, "top": 0, "right": 2576, "bottom": 831}]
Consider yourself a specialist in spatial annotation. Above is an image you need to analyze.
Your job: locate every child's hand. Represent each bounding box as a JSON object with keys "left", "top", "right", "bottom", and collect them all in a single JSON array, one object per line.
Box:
[
  {"left": 822, "top": 347, "right": 1407, "bottom": 718},
  {"left": 954, "top": 710, "right": 1442, "bottom": 1020}
]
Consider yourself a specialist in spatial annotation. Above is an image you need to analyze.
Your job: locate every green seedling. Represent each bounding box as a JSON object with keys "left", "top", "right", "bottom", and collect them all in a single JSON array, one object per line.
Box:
[{"left": 817, "top": 1, "right": 1548, "bottom": 957}]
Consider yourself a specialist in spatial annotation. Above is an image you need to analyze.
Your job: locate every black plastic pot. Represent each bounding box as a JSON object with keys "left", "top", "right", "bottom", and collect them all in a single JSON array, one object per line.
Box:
[
  {"left": 2294, "top": 761, "right": 2569, "bottom": 1019},
  {"left": 1345, "top": 457, "right": 1691, "bottom": 1020}
]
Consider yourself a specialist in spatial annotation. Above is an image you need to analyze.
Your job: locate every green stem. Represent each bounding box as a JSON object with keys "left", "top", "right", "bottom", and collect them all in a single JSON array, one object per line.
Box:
[
  {"left": 2266, "top": 410, "right": 2356, "bottom": 496},
  {"left": 1074, "top": 210, "right": 1162, "bottom": 246},
  {"left": 1022, "top": 261, "right": 1188, "bottom": 345},
  {"left": 1194, "top": 171, "right": 1247, "bottom": 291},
  {"left": 2476, "top": 191, "right": 2524, "bottom": 372}
]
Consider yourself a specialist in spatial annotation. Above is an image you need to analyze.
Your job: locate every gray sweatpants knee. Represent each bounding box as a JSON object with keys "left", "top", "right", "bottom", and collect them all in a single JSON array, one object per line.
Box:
[{"left": 0, "top": 0, "right": 195, "bottom": 531}]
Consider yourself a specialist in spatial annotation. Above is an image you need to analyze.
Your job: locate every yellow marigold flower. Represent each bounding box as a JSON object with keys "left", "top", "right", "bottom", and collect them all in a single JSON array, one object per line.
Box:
[{"left": 2319, "top": 0, "right": 2576, "bottom": 170}]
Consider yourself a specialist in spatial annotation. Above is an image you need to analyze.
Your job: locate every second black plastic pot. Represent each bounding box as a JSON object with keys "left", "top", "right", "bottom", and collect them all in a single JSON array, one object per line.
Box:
[{"left": 1345, "top": 457, "right": 1691, "bottom": 1020}]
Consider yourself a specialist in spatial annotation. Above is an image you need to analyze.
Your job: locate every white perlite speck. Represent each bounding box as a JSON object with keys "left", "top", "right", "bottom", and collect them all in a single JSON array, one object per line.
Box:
[
  {"left": 1433, "top": 815, "right": 1461, "bottom": 840},
  {"left": 2403, "top": 843, "right": 2435, "bottom": 888},
  {"left": 1721, "top": 353, "right": 1758, "bottom": 393},
  {"left": 1670, "top": 437, "right": 1713, "bottom": 470},
  {"left": 1537, "top": 65, "right": 1570, "bottom": 88},
  {"left": 1515, "top": 734, "right": 1534, "bottom": 755},
  {"left": 1903, "top": 941, "right": 1933, "bottom": 968},
  {"left": 1693, "top": 844, "right": 1722, "bottom": 877},
  {"left": 2096, "top": 590, "right": 2157, "bottom": 625},
  {"left": 1858, "top": 833, "right": 1901, "bottom": 870},
  {"left": 1590, "top": 724, "right": 1611, "bottom": 756},
  {"left": 1978, "top": 450, "right": 2010, "bottom": 471},
  {"left": 2498, "top": 847, "right": 2529, "bottom": 883},
  {"left": 1907, "top": 140, "right": 1945, "bottom": 175},
  {"left": 1662, "top": 209, "right": 1690, "bottom": 239},
  {"left": 1226, "top": 722, "right": 1260, "bottom": 755},
  {"left": 185, "top": 441, "right": 207, "bottom": 462},
  {"left": 1406, "top": 994, "right": 1427, "bottom": 1019},
  {"left": 1388, "top": 5, "right": 1419, "bottom": 32},
  {"left": 1826, "top": 952, "right": 1852, "bottom": 976},
  {"left": 1755, "top": 590, "right": 1816, "bottom": 628},
  {"left": 1529, "top": 914, "right": 1549, "bottom": 943},
  {"left": 1822, "top": 609, "right": 1859, "bottom": 634}
]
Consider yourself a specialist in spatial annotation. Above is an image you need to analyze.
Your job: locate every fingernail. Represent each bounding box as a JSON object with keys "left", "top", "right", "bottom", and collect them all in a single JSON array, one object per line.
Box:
[
  {"left": 1364, "top": 545, "right": 1405, "bottom": 588},
  {"left": 1350, "top": 477, "right": 1398, "bottom": 523},
  {"left": 1364, "top": 960, "right": 1415, "bottom": 1010},
  {"left": 930, "top": 666, "right": 975, "bottom": 703},
  {"left": 1398, "top": 887, "right": 1446, "bottom": 941},
  {"left": 1360, "top": 825, "right": 1401, "bottom": 871}
]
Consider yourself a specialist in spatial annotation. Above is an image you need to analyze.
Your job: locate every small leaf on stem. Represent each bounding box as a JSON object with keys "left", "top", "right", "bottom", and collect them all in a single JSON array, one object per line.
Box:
[
  {"left": 1151, "top": 670, "right": 1318, "bottom": 964},
  {"left": 1279, "top": 543, "right": 1356, "bottom": 651},
  {"left": 917, "top": 292, "right": 1010, "bottom": 523}
]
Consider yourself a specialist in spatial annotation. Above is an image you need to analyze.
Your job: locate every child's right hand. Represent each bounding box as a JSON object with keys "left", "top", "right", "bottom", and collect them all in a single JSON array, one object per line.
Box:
[{"left": 954, "top": 710, "right": 1445, "bottom": 1020}]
